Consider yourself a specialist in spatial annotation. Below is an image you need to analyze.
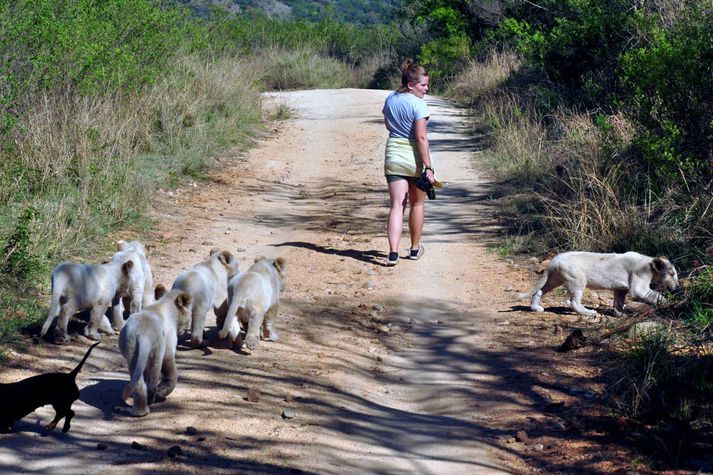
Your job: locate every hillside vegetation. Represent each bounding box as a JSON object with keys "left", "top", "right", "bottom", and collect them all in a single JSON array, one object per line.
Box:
[{"left": 186, "top": 0, "right": 404, "bottom": 24}]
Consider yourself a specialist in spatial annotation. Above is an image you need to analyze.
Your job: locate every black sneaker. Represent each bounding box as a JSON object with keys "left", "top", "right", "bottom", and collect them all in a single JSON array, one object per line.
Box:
[
  {"left": 409, "top": 244, "right": 424, "bottom": 260},
  {"left": 386, "top": 251, "right": 399, "bottom": 266}
]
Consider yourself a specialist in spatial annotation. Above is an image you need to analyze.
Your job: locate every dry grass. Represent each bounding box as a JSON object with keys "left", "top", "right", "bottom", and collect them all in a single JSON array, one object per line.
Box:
[
  {"left": 479, "top": 92, "right": 550, "bottom": 184},
  {"left": 250, "top": 46, "right": 354, "bottom": 90},
  {"left": 2, "top": 54, "right": 263, "bottom": 262},
  {"left": 448, "top": 50, "right": 520, "bottom": 100}
]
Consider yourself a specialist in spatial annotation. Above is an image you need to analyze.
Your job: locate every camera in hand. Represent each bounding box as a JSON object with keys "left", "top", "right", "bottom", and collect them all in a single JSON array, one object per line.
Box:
[{"left": 416, "top": 171, "right": 436, "bottom": 200}]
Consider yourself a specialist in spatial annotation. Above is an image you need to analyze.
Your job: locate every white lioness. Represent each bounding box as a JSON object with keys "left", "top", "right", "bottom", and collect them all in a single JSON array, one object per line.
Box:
[
  {"left": 519, "top": 251, "right": 679, "bottom": 316},
  {"left": 217, "top": 256, "right": 287, "bottom": 350}
]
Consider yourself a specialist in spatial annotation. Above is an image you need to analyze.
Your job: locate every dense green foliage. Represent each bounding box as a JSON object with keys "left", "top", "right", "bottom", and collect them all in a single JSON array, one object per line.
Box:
[
  {"left": 187, "top": 0, "right": 403, "bottom": 24},
  {"left": 198, "top": 9, "right": 400, "bottom": 64}
]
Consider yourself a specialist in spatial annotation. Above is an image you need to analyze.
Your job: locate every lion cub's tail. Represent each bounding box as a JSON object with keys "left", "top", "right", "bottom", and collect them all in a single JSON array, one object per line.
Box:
[
  {"left": 516, "top": 270, "right": 550, "bottom": 301},
  {"left": 123, "top": 337, "right": 151, "bottom": 402}
]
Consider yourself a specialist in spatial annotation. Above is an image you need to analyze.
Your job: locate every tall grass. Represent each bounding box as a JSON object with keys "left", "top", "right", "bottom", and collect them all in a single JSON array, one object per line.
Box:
[
  {"left": 467, "top": 51, "right": 702, "bottom": 259},
  {"left": 1, "top": 55, "right": 262, "bottom": 267},
  {"left": 447, "top": 50, "right": 520, "bottom": 100},
  {"left": 252, "top": 47, "right": 354, "bottom": 90}
]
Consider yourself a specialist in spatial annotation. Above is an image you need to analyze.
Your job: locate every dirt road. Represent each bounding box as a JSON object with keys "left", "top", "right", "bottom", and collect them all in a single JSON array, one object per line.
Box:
[{"left": 1, "top": 89, "right": 537, "bottom": 474}]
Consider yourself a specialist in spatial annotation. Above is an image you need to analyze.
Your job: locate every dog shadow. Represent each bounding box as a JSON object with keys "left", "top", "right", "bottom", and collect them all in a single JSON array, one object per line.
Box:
[{"left": 80, "top": 378, "right": 126, "bottom": 421}]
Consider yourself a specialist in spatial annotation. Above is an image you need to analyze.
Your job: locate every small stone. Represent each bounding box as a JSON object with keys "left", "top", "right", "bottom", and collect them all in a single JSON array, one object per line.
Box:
[
  {"left": 367, "top": 269, "right": 375, "bottom": 275},
  {"left": 131, "top": 441, "right": 144, "bottom": 450},
  {"left": 436, "top": 320, "right": 444, "bottom": 325},
  {"left": 186, "top": 426, "right": 199, "bottom": 435},
  {"left": 365, "top": 280, "right": 375, "bottom": 290},
  {"left": 378, "top": 325, "right": 390, "bottom": 333},
  {"left": 376, "top": 356, "right": 383, "bottom": 362},
  {"left": 372, "top": 304, "right": 384, "bottom": 312},
  {"left": 247, "top": 386, "right": 261, "bottom": 403},
  {"left": 237, "top": 247, "right": 246, "bottom": 252},
  {"left": 553, "top": 421, "right": 566, "bottom": 430},
  {"left": 497, "top": 320, "right": 511, "bottom": 326},
  {"left": 96, "top": 443, "right": 108, "bottom": 450},
  {"left": 516, "top": 430, "right": 529, "bottom": 443},
  {"left": 628, "top": 321, "right": 665, "bottom": 339},
  {"left": 188, "top": 247, "right": 197, "bottom": 253},
  {"left": 505, "top": 437, "right": 516, "bottom": 444},
  {"left": 284, "top": 394, "right": 295, "bottom": 403},
  {"left": 202, "top": 240, "right": 215, "bottom": 246},
  {"left": 167, "top": 445, "right": 183, "bottom": 458},
  {"left": 282, "top": 409, "right": 296, "bottom": 419},
  {"left": 534, "top": 444, "right": 544, "bottom": 451}
]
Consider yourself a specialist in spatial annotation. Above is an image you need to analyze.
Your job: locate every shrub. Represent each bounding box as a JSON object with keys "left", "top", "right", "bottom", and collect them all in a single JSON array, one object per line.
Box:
[{"left": 621, "top": 7, "right": 713, "bottom": 183}]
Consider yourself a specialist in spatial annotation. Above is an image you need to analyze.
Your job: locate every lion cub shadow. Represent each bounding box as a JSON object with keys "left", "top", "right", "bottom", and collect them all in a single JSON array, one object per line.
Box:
[
  {"left": 80, "top": 378, "right": 126, "bottom": 421},
  {"left": 176, "top": 328, "right": 249, "bottom": 356},
  {"left": 506, "top": 304, "right": 573, "bottom": 315}
]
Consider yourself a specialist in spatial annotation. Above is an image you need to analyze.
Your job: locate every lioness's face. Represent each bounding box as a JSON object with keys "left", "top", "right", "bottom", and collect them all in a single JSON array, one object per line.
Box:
[{"left": 651, "top": 258, "right": 679, "bottom": 291}]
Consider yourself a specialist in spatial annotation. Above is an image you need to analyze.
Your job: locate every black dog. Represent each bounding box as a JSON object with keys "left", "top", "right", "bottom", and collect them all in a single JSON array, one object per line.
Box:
[{"left": 0, "top": 342, "right": 99, "bottom": 433}]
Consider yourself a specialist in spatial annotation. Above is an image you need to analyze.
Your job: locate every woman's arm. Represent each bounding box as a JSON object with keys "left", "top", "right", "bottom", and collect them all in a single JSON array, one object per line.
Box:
[{"left": 414, "top": 118, "right": 435, "bottom": 182}]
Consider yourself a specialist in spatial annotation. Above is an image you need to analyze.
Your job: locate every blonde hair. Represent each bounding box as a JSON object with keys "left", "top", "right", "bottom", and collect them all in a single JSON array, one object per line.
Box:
[{"left": 397, "top": 59, "right": 428, "bottom": 93}]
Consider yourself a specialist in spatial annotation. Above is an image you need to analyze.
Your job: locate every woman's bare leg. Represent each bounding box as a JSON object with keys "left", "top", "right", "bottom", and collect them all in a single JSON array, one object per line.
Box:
[
  {"left": 408, "top": 183, "right": 426, "bottom": 250},
  {"left": 387, "top": 180, "right": 409, "bottom": 252}
]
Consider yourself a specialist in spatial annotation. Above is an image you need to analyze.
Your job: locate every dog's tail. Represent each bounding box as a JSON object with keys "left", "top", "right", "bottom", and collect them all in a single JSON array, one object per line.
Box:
[{"left": 70, "top": 342, "right": 100, "bottom": 379}]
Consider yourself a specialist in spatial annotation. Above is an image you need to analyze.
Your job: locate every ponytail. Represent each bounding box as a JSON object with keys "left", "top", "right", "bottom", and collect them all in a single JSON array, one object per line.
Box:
[{"left": 397, "top": 59, "right": 428, "bottom": 93}]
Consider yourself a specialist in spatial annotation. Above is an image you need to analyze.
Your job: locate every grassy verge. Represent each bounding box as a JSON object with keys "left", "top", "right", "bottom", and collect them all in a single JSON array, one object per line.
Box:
[{"left": 453, "top": 48, "right": 713, "bottom": 466}]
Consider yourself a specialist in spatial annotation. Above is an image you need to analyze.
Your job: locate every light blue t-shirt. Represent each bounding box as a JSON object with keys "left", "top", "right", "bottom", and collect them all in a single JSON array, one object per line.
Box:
[{"left": 382, "top": 92, "right": 429, "bottom": 139}]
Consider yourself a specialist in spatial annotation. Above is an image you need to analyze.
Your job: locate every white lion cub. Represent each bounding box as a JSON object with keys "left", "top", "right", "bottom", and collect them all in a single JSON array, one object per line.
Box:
[
  {"left": 40, "top": 259, "right": 140, "bottom": 342},
  {"left": 519, "top": 251, "right": 678, "bottom": 316},
  {"left": 119, "top": 285, "right": 192, "bottom": 417},
  {"left": 109, "top": 240, "right": 155, "bottom": 330},
  {"left": 171, "top": 248, "right": 240, "bottom": 349},
  {"left": 218, "top": 256, "right": 287, "bottom": 350}
]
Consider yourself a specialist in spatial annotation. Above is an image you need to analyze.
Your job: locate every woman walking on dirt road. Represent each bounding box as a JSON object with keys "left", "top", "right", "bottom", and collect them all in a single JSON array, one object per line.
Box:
[{"left": 382, "top": 60, "right": 438, "bottom": 266}]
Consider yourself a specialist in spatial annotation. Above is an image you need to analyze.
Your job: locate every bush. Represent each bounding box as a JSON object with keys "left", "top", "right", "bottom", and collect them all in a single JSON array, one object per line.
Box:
[{"left": 621, "top": 7, "right": 713, "bottom": 183}]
